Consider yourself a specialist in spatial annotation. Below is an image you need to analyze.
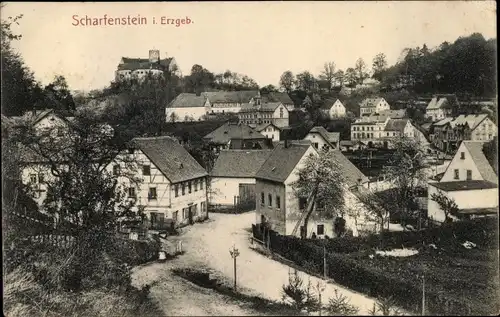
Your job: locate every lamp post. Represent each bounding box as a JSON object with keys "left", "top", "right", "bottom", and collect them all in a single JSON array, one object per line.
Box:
[{"left": 229, "top": 244, "right": 240, "bottom": 291}]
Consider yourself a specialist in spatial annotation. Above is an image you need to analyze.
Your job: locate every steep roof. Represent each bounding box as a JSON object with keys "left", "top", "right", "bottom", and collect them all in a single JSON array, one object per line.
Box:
[
  {"left": 426, "top": 94, "right": 459, "bottom": 110},
  {"left": 255, "top": 142, "right": 312, "bottom": 183},
  {"left": 168, "top": 93, "right": 208, "bottom": 108},
  {"left": 203, "top": 122, "right": 267, "bottom": 144},
  {"left": 330, "top": 149, "right": 369, "bottom": 187},
  {"left": 309, "top": 126, "right": 340, "bottom": 145},
  {"left": 360, "top": 97, "right": 384, "bottom": 108},
  {"left": 118, "top": 57, "right": 173, "bottom": 71},
  {"left": 202, "top": 91, "right": 258, "bottom": 104},
  {"left": 372, "top": 109, "right": 407, "bottom": 119},
  {"left": 434, "top": 114, "right": 489, "bottom": 130},
  {"left": 131, "top": 136, "right": 207, "bottom": 183},
  {"left": 320, "top": 98, "right": 344, "bottom": 110},
  {"left": 254, "top": 122, "right": 281, "bottom": 132},
  {"left": 211, "top": 150, "right": 273, "bottom": 178},
  {"left": 240, "top": 102, "right": 284, "bottom": 113},
  {"left": 431, "top": 180, "right": 497, "bottom": 191},
  {"left": 384, "top": 119, "right": 409, "bottom": 132},
  {"left": 263, "top": 92, "right": 294, "bottom": 105},
  {"left": 462, "top": 141, "right": 498, "bottom": 184}
]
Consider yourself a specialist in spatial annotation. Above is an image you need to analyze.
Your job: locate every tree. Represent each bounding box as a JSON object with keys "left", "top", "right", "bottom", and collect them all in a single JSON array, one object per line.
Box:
[
  {"left": 295, "top": 71, "right": 317, "bottom": 93},
  {"left": 1, "top": 10, "right": 42, "bottom": 116},
  {"left": 292, "top": 148, "right": 346, "bottom": 239},
  {"left": 260, "top": 84, "right": 278, "bottom": 95},
  {"left": 43, "top": 75, "right": 76, "bottom": 111},
  {"left": 326, "top": 289, "right": 359, "bottom": 316},
  {"left": 372, "top": 53, "right": 388, "bottom": 81},
  {"left": 430, "top": 191, "right": 458, "bottom": 223},
  {"left": 344, "top": 68, "right": 357, "bottom": 87},
  {"left": 334, "top": 70, "right": 345, "bottom": 87},
  {"left": 354, "top": 58, "right": 369, "bottom": 85},
  {"left": 281, "top": 269, "right": 319, "bottom": 311},
  {"left": 382, "top": 137, "right": 427, "bottom": 227},
  {"left": 319, "top": 62, "right": 336, "bottom": 92},
  {"left": 279, "top": 71, "right": 295, "bottom": 93},
  {"left": 185, "top": 64, "right": 215, "bottom": 93}
]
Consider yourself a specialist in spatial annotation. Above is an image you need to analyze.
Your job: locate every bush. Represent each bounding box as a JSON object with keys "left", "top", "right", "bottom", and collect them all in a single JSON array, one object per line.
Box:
[{"left": 325, "top": 289, "right": 359, "bottom": 316}]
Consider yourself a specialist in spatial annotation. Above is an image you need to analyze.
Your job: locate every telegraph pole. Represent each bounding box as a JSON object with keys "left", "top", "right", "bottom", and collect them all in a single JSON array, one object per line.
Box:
[
  {"left": 323, "top": 244, "right": 327, "bottom": 279},
  {"left": 422, "top": 274, "right": 426, "bottom": 316},
  {"left": 316, "top": 280, "right": 326, "bottom": 316},
  {"left": 229, "top": 245, "right": 240, "bottom": 291}
]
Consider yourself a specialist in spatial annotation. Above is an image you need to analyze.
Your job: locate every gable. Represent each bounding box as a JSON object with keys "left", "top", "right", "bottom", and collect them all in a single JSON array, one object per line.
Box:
[
  {"left": 440, "top": 143, "right": 485, "bottom": 182},
  {"left": 284, "top": 146, "right": 318, "bottom": 185}
]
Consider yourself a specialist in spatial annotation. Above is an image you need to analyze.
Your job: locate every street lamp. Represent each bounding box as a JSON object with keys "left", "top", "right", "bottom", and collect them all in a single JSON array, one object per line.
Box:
[{"left": 229, "top": 244, "right": 240, "bottom": 291}]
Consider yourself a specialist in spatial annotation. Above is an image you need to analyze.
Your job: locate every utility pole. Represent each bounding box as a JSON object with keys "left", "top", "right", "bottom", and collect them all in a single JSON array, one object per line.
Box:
[
  {"left": 229, "top": 245, "right": 240, "bottom": 291},
  {"left": 316, "top": 280, "right": 326, "bottom": 316},
  {"left": 323, "top": 244, "right": 327, "bottom": 279}
]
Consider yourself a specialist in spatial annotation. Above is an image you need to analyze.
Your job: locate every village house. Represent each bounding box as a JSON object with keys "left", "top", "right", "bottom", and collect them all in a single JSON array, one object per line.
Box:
[
  {"left": 359, "top": 97, "right": 391, "bottom": 116},
  {"left": 238, "top": 94, "right": 290, "bottom": 128},
  {"left": 339, "top": 140, "right": 366, "bottom": 152},
  {"left": 203, "top": 122, "right": 270, "bottom": 153},
  {"left": 254, "top": 122, "right": 282, "bottom": 141},
  {"left": 303, "top": 126, "right": 340, "bottom": 150},
  {"left": 210, "top": 150, "right": 273, "bottom": 208},
  {"left": 203, "top": 90, "right": 259, "bottom": 114},
  {"left": 113, "top": 136, "right": 209, "bottom": 229},
  {"left": 425, "top": 94, "right": 456, "bottom": 122},
  {"left": 430, "top": 114, "right": 497, "bottom": 153},
  {"left": 427, "top": 141, "right": 498, "bottom": 223},
  {"left": 320, "top": 98, "right": 346, "bottom": 118},
  {"left": 261, "top": 91, "right": 295, "bottom": 112},
  {"left": 5, "top": 108, "right": 75, "bottom": 138},
  {"left": 254, "top": 141, "right": 374, "bottom": 239},
  {"left": 115, "top": 49, "right": 179, "bottom": 81},
  {"left": 165, "top": 93, "right": 210, "bottom": 122}
]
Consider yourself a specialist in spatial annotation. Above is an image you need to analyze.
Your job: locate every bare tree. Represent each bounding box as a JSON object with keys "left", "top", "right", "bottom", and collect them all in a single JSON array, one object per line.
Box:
[
  {"left": 319, "top": 62, "right": 336, "bottom": 92},
  {"left": 279, "top": 71, "right": 295, "bottom": 93},
  {"left": 372, "top": 53, "right": 388, "bottom": 80},
  {"left": 292, "top": 148, "right": 346, "bottom": 239},
  {"left": 354, "top": 58, "right": 369, "bottom": 85},
  {"left": 334, "top": 70, "right": 345, "bottom": 87}
]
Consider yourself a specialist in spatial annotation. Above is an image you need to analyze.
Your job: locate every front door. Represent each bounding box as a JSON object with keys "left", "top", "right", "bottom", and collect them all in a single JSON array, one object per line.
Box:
[{"left": 188, "top": 206, "right": 194, "bottom": 225}]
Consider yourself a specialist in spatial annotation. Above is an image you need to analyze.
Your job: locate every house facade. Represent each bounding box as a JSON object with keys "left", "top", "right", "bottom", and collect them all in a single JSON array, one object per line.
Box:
[
  {"left": 203, "top": 122, "right": 268, "bottom": 152},
  {"left": 261, "top": 92, "right": 295, "bottom": 112},
  {"left": 203, "top": 91, "right": 259, "bottom": 114},
  {"left": 115, "top": 50, "right": 178, "bottom": 81},
  {"left": 238, "top": 95, "right": 290, "bottom": 128},
  {"left": 430, "top": 114, "right": 497, "bottom": 153},
  {"left": 359, "top": 97, "right": 390, "bottom": 116},
  {"left": 254, "top": 142, "right": 373, "bottom": 238},
  {"left": 427, "top": 141, "right": 498, "bottom": 223},
  {"left": 113, "top": 136, "right": 209, "bottom": 229},
  {"left": 425, "top": 94, "right": 456, "bottom": 122},
  {"left": 320, "top": 99, "right": 346, "bottom": 118},
  {"left": 303, "top": 126, "right": 340, "bottom": 150},
  {"left": 210, "top": 150, "right": 273, "bottom": 207},
  {"left": 254, "top": 122, "right": 281, "bottom": 141},
  {"left": 166, "top": 93, "right": 211, "bottom": 122}
]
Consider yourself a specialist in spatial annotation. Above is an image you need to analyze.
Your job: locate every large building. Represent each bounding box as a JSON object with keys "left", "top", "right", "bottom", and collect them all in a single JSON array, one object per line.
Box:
[
  {"left": 359, "top": 97, "right": 390, "bottom": 116},
  {"left": 238, "top": 94, "right": 290, "bottom": 128},
  {"left": 115, "top": 49, "right": 178, "bottom": 81}
]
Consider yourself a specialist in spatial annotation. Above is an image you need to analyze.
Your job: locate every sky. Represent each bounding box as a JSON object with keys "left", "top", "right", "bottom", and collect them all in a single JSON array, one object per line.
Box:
[{"left": 3, "top": 1, "right": 497, "bottom": 92}]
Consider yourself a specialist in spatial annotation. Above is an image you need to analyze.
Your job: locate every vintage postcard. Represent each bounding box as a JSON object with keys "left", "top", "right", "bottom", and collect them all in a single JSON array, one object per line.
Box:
[{"left": 2, "top": 1, "right": 498, "bottom": 316}]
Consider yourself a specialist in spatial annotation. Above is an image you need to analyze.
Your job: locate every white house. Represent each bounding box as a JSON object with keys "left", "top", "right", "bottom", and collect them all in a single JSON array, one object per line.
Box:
[
  {"left": 320, "top": 99, "right": 346, "bottom": 118},
  {"left": 427, "top": 141, "right": 498, "bottom": 223},
  {"left": 303, "top": 126, "right": 340, "bottom": 150},
  {"left": 239, "top": 95, "right": 290, "bottom": 128},
  {"left": 425, "top": 94, "right": 456, "bottom": 122},
  {"left": 113, "top": 136, "right": 209, "bottom": 228},
  {"left": 254, "top": 122, "right": 282, "bottom": 141},
  {"left": 166, "top": 93, "right": 211, "bottom": 122},
  {"left": 204, "top": 90, "right": 259, "bottom": 114},
  {"left": 262, "top": 92, "right": 295, "bottom": 112},
  {"left": 210, "top": 150, "right": 273, "bottom": 206},
  {"left": 359, "top": 97, "right": 390, "bottom": 116},
  {"left": 254, "top": 141, "right": 374, "bottom": 239}
]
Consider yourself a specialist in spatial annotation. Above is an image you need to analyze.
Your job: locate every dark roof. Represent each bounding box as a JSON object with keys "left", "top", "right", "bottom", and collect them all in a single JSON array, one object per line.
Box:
[
  {"left": 330, "top": 149, "right": 369, "bottom": 187},
  {"left": 320, "top": 98, "right": 344, "bottom": 110},
  {"left": 430, "top": 180, "right": 497, "bottom": 192},
  {"left": 371, "top": 109, "right": 407, "bottom": 119},
  {"left": 360, "top": 97, "right": 384, "bottom": 108},
  {"left": 203, "top": 122, "right": 267, "bottom": 144},
  {"left": 384, "top": 119, "right": 409, "bottom": 132},
  {"left": 202, "top": 91, "right": 258, "bottom": 104},
  {"left": 131, "top": 136, "right": 207, "bottom": 183},
  {"left": 462, "top": 141, "right": 498, "bottom": 184},
  {"left": 457, "top": 207, "right": 497, "bottom": 215},
  {"left": 118, "top": 57, "right": 173, "bottom": 71},
  {"left": 240, "top": 102, "right": 284, "bottom": 113},
  {"left": 168, "top": 93, "right": 207, "bottom": 108},
  {"left": 254, "top": 122, "right": 281, "bottom": 132},
  {"left": 255, "top": 142, "right": 312, "bottom": 183},
  {"left": 211, "top": 150, "right": 273, "bottom": 178},
  {"left": 262, "top": 92, "right": 294, "bottom": 105}
]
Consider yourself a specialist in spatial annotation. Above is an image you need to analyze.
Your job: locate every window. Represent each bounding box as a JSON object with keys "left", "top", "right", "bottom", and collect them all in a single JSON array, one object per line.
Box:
[
  {"left": 466, "top": 170, "right": 472, "bottom": 180},
  {"left": 279, "top": 107, "right": 284, "bottom": 118},
  {"left": 454, "top": 169, "right": 459, "bottom": 180},
  {"left": 38, "top": 173, "right": 45, "bottom": 183},
  {"left": 194, "top": 180, "right": 198, "bottom": 191},
  {"left": 148, "top": 187, "right": 157, "bottom": 200},
  {"left": 183, "top": 208, "right": 189, "bottom": 219},
  {"left": 175, "top": 184, "right": 179, "bottom": 197},
  {"left": 188, "top": 181, "right": 192, "bottom": 193},
  {"left": 314, "top": 142, "right": 319, "bottom": 149},
  {"left": 200, "top": 179, "right": 204, "bottom": 190},
  {"left": 128, "top": 187, "right": 136, "bottom": 199},
  {"left": 268, "top": 194, "right": 273, "bottom": 207},
  {"left": 387, "top": 132, "right": 389, "bottom": 136},
  {"left": 299, "top": 197, "right": 307, "bottom": 209},
  {"left": 113, "top": 165, "right": 120, "bottom": 176},
  {"left": 173, "top": 211, "right": 178, "bottom": 222},
  {"left": 317, "top": 224, "right": 324, "bottom": 235},
  {"left": 29, "top": 174, "right": 37, "bottom": 184},
  {"left": 261, "top": 192, "right": 265, "bottom": 206},
  {"left": 460, "top": 152, "right": 465, "bottom": 159},
  {"left": 143, "top": 165, "right": 151, "bottom": 176},
  {"left": 182, "top": 183, "right": 185, "bottom": 195},
  {"left": 128, "top": 148, "right": 135, "bottom": 154},
  {"left": 276, "top": 195, "right": 281, "bottom": 209}
]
